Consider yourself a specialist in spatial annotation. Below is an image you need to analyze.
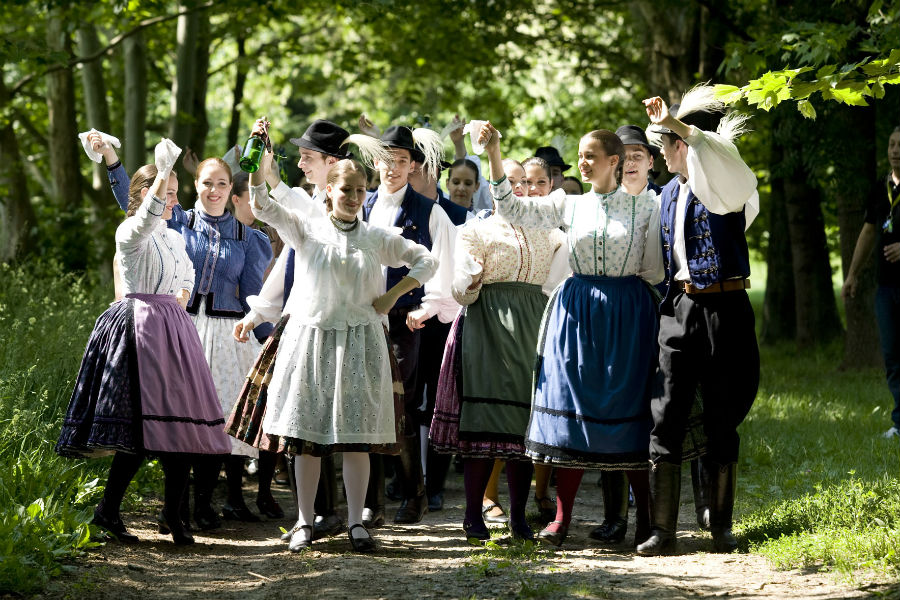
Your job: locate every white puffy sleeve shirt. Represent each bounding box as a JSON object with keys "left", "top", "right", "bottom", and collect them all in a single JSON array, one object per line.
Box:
[
  {"left": 115, "top": 193, "right": 195, "bottom": 296},
  {"left": 490, "top": 178, "right": 663, "bottom": 284},
  {"left": 245, "top": 183, "right": 328, "bottom": 326},
  {"left": 684, "top": 127, "right": 759, "bottom": 227},
  {"left": 250, "top": 183, "right": 437, "bottom": 329}
]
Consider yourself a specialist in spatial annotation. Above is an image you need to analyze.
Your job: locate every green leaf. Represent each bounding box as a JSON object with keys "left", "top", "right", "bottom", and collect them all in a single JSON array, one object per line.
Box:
[
  {"left": 829, "top": 87, "right": 869, "bottom": 106},
  {"left": 816, "top": 64, "right": 837, "bottom": 78},
  {"left": 797, "top": 99, "right": 817, "bottom": 120},
  {"left": 713, "top": 84, "right": 743, "bottom": 105}
]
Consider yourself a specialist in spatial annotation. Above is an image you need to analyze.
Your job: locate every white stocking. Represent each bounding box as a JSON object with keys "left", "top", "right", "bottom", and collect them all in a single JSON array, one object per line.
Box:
[
  {"left": 293, "top": 454, "right": 321, "bottom": 542},
  {"left": 342, "top": 452, "right": 370, "bottom": 538}
]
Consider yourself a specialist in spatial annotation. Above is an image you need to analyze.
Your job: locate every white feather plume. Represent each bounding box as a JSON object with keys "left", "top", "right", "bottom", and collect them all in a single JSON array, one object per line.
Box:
[
  {"left": 342, "top": 133, "right": 391, "bottom": 169},
  {"left": 716, "top": 111, "right": 753, "bottom": 143},
  {"left": 676, "top": 83, "right": 725, "bottom": 120},
  {"left": 412, "top": 127, "right": 445, "bottom": 181}
]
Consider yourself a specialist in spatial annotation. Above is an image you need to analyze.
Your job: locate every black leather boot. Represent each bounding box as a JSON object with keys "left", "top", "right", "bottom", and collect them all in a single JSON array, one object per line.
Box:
[
  {"left": 393, "top": 434, "right": 427, "bottom": 524},
  {"left": 707, "top": 461, "right": 738, "bottom": 553},
  {"left": 589, "top": 471, "right": 628, "bottom": 543},
  {"left": 636, "top": 461, "right": 681, "bottom": 556},
  {"left": 690, "top": 458, "right": 710, "bottom": 531}
]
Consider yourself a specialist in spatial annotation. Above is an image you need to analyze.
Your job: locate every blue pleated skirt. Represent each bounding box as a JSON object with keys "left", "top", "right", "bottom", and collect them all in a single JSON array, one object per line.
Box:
[{"left": 525, "top": 274, "right": 657, "bottom": 469}]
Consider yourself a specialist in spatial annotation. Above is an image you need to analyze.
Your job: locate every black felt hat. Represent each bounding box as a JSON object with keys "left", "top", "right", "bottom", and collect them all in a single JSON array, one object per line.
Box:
[
  {"left": 616, "top": 125, "right": 660, "bottom": 158},
  {"left": 534, "top": 146, "right": 571, "bottom": 171},
  {"left": 289, "top": 120, "right": 351, "bottom": 157},
  {"left": 382, "top": 125, "right": 425, "bottom": 163}
]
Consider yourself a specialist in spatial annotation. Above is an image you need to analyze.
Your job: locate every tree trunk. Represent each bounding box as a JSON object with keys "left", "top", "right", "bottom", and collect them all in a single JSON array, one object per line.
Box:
[
  {"left": 760, "top": 141, "right": 796, "bottom": 343},
  {"left": 0, "top": 78, "right": 36, "bottom": 260},
  {"left": 123, "top": 32, "right": 148, "bottom": 174},
  {"left": 170, "top": 3, "right": 199, "bottom": 199},
  {"left": 187, "top": 13, "right": 210, "bottom": 168},
  {"left": 632, "top": 0, "right": 699, "bottom": 101},
  {"left": 46, "top": 10, "right": 89, "bottom": 269},
  {"left": 767, "top": 106, "right": 842, "bottom": 347},
  {"left": 783, "top": 179, "right": 842, "bottom": 346},
  {"left": 837, "top": 105, "right": 881, "bottom": 368},
  {"left": 77, "top": 24, "right": 111, "bottom": 191},
  {"left": 227, "top": 36, "right": 247, "bottom": 151}
]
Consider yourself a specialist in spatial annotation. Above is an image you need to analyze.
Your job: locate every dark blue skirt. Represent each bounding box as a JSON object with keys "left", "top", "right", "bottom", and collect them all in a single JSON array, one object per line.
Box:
[
  {"left": 525, "top": 274, "right": 657, "bottom": 469},
  {"left": 56, "top": 299, "right": 142, "bottom": 458}
]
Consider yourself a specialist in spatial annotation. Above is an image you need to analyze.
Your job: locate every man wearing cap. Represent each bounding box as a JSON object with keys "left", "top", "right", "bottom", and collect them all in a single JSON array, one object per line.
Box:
[
  {"left": 241, "top": 118, "right": 357, "bottom": 542},
  {"left": 637, "top": 93, "right": 760, "bottom": 556},
  {"left": 616, "top": 125, "right": 662, "bottom": 196},
  {"left": 534, "top": 146, "right": 571, "bottom": 191},
  {"left": 362, "top": 125, "right": 457, "bottom": 524}
]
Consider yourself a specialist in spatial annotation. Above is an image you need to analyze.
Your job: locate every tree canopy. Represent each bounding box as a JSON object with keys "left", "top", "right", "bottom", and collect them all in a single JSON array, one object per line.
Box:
[{"left": 1, "top": 0, "right": 899, "bottom": 362}]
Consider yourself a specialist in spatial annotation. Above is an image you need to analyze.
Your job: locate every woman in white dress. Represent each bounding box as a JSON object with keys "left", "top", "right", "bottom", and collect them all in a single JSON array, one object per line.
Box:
[{"left": 237, "top": 151, "right": 437, "bottom": 553}]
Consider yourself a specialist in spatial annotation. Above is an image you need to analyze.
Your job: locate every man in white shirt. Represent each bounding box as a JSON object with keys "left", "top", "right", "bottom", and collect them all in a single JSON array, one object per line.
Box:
[
  {"left": 638, "top": 92, "right": 760, "bottom": 556},
  {"left": 362, "top": 125, "right": 457, "bottom": 524}
]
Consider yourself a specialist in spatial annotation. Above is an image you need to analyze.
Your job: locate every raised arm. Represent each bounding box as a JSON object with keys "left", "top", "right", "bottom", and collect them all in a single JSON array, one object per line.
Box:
[{"left": 250, "top": 150, "right": 310, "bottom": 251}]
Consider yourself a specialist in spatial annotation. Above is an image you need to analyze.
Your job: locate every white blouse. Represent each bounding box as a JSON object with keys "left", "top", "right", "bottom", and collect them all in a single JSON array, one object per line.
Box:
[
  {"left": 490, "top": 179, "right": 664, "bottom": 284},
  {"left": 250, "top": 183, "right": 438, "bottom": 330},
  {"left": 453, "top": 213, "right": 569, "bottom": 305},
  {"left": 245, "top": 182, "right": 327, "bottom": 325},
  {"left": 115, "top": 194, "right": 195, "bottom": 296}
]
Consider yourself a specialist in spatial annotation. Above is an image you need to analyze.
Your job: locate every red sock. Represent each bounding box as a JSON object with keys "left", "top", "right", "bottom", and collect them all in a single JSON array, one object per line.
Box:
[{"left": 547, "top": 467, "right": 584, "bottom": 531}]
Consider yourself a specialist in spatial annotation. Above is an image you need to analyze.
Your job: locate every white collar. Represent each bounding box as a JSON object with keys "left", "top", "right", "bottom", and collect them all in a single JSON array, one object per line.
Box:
[{"left": 378, "top": 184, "right": 408, "bottom": 207}]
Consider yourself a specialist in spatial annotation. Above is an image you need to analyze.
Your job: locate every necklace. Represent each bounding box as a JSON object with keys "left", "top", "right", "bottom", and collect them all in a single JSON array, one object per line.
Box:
[{"left": 330, "top": 213, "right": 359, "bottom": 232}]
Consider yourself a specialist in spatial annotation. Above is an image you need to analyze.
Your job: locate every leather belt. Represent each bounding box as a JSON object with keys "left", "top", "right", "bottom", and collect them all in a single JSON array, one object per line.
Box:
[{"left": 681, "top": 279, "right": 751, "bottom": 295}]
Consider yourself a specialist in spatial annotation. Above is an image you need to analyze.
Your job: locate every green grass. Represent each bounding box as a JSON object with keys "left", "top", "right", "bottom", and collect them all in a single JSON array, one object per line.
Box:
[
  {"left": 0, "top": 261, "right": 163, "bottom": 595},
  {"left": 737, "top": 256, "right": 900, "bottom": 581},
  {"left": 2, "top": 257, "right": 899, "bottom": 593}
]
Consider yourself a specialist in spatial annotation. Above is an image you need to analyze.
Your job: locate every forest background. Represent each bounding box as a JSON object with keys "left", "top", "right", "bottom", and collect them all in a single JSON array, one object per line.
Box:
[
  {"left": 1, "top": 0, "right": 899, "bottom": 595},
  {"left": 2, "top": 0, "right": 900, "bottom": 359}
]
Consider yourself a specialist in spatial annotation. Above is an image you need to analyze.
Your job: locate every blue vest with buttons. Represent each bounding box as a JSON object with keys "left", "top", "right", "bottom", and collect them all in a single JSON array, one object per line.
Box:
[
  {"left": 363, "top": 186, "right": 434, "bottom": 309},
  {"left": 659, "top": 176, "right": 750, "bottom": 302}
]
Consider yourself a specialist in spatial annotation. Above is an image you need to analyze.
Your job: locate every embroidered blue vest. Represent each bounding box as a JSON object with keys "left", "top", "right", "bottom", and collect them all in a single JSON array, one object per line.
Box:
[
  {"left": 659, "top": 177, "right": 750, "bottom": 302},
  {"left": 363, "top": 186, "right": 434, "bottom": 309}
]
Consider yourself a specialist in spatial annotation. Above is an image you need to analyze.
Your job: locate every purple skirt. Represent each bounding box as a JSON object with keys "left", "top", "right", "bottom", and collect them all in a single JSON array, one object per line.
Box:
[
  {"left": 429, "top": 309, "right": 529, "bottom": 459},
  {"left": 56, "top": 294, "right": 231, "bottom": 457}
]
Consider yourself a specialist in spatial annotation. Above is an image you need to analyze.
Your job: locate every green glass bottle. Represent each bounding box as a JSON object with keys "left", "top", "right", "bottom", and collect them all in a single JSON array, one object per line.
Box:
[{"left": 239, "top": 135, "right": 265, "bottom": 173}]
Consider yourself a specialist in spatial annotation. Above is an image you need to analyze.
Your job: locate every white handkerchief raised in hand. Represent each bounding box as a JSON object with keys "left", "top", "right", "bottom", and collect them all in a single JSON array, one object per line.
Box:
[
  {"left": 77, "top": 128, "right": 121, "bottom": 163},
  {"left": 463, "top": 120, "right": 501, "bottom": 155},
  {"left": 154, "top": 138, "right": 182, "bottom": 178}
]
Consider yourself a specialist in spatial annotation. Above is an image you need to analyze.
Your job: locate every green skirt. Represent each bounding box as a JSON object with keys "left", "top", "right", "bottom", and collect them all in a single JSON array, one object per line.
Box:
[{"left": 458, "top": 282, "right": 548, "bottom": 445}]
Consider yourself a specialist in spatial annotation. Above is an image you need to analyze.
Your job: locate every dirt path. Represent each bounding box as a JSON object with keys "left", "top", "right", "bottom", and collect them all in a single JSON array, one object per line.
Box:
[{"left": 43, "top": 469, "right": 890, "bottom": 600}]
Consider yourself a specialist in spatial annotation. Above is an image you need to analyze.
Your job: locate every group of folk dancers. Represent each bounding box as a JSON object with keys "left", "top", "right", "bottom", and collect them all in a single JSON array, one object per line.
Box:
[{"left": 57, "top": 84, "right": 760, "bottom": 555}]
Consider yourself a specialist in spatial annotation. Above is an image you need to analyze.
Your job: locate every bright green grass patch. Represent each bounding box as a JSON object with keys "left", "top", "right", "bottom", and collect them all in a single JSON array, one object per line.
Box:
[
  {"left": 736, "top": 261, "right": 900, "bottom": 581},
  {"left": 0, "top": 261, "right": 162, "bottom": 594}
]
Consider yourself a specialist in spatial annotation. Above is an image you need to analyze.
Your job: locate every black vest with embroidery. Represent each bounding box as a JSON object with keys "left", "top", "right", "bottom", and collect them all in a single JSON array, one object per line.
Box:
[
  {"left": 363, "top": 187, "right": 434, "bottom": 309},
  {"left": 659, "top": 177, "right": 750, "bottom": 302}
]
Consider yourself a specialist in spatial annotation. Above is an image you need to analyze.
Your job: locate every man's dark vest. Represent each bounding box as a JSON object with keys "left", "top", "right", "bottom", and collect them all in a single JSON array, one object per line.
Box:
[
  {"left": 363, "top": 186, "right": 434, "bottom": 308},
  {"left": 659, "top": 176, "right": 750, "bottom": 303}
]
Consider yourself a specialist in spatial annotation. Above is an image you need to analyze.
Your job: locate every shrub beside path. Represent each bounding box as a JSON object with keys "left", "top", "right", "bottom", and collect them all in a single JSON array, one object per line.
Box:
[{"left": 43, "top": 470, "right": 890, "bottom": 599}]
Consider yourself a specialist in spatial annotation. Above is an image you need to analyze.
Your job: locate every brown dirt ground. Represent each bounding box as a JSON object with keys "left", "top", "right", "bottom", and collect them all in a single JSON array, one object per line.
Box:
[{"left": 37, "top": 467, "right": 897, "bottom": 600}]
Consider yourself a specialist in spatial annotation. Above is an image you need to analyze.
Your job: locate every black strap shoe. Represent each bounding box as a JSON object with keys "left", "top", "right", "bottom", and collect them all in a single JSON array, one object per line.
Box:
[{"left": 348, "top": 523, "right": 376, "bottom": 553}]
